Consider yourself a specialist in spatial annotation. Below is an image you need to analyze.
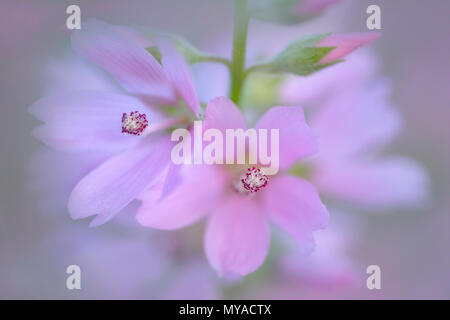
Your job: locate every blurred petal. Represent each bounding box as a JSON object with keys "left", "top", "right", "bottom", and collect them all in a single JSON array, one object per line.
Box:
[
  {"left": 279, "top": 210, "right": 362, "bottom": 288},
  {"left": 317, "top": 32, "right": 380, "bottom": 64},
  {"left": 71, "top": 19, "right": 174, "bottom": 103},
  {"left": 313, "top": 157, "right": 430, "bottom": 209},
  {"left": 29, "top": 149, "right": 110, "bottom": 212},
  {"left": 203, "top": 97, "right": 247, "bottom": 132},
  {"left": 205, "top": 194, "right": 270, "bottom": 276},
  {"left": 280, "top": 50, "right": 379, "bottom": 107},
  {"left": 68, "top": 137, "right": 172, "bottom": 226},
  {"left": 29, "top": 90, "right": 166, "bottom": 151},
  {"left": 262, "top": 174, "right": 329, "bottom": 254},
  {"left": 137, "top": 165, "right": 226, "bottom": 230},
  {"left": 158, "top": 162, "right": 183, "bottom": 201},
  {"left": 255, "top": 106, "right": 319, "bottom": 170},
  {"left": 158, "top": 38, "right": 200, "bottom": 116},
  {"left": 44, "top": 53, "right": 122, "bottom": 95},
  {"left": 312, "top": 80, "right": 401, "bottom": 161}
]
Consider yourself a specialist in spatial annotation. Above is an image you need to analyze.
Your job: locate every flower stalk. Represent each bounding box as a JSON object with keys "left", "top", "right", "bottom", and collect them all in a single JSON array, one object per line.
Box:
[{"left": 229, "top": 0, "right": 249, "bottom": 104}]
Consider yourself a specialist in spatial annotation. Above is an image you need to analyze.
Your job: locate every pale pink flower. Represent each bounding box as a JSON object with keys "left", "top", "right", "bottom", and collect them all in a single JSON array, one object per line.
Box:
[
  {"left": 278, "top": 51, "right": 429, "bottom": 210},
  {"left": 29, "top": 20, "right": 200, "bottom": 226},
  {"left": 277, "top": 210, "right": 362, "bottom": 289},
  {"left": 137, "top": 97, "right": 329, "bottom": 277}
]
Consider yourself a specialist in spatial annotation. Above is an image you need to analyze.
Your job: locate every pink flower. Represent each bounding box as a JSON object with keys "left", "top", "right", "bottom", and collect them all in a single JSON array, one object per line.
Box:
[
  {"left": 29, "top": 20, "right": 200, "bottom": 226},
  {"left": 281, "top": 51, "right": 429, "bottom": 209},
  {"left": 310, "top": 82, "right": 429, "bottom": 208},
  {"left": 137, "top": 97, "right": 329, "bottom": 277},
  {"left": 316, "top": 32, "right": 381, "bottom": 64},
  {"left": 278, "top": 210, "right": 362, "bottom": 289}
]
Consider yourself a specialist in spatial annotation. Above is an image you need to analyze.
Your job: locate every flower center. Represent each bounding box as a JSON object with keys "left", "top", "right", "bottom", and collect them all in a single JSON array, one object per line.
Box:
[
  {"left": 235, "top": 167, "right": 269, "bottom": 194},
  {"left": 122, "top": 111, "right": 148, "bottom": 136}
]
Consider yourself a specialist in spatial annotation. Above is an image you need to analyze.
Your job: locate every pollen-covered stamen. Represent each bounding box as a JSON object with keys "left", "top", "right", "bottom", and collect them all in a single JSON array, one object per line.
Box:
[
  {"left": 236, "top": 167, "right": 269, "bottom": 194},
  {"left": 121, "top": 111, "right": 148, "bottom": 136}
]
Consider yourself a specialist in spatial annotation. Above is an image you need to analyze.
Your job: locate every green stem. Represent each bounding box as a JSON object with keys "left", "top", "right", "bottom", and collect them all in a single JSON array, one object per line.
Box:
[{"left": 229, "top": 0, "right": 249, "bottom": 104}]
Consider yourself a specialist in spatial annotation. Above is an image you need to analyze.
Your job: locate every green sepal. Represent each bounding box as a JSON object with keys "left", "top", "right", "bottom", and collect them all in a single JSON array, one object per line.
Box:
[
  {"left": 146, "top": 46, "right": 162, "bottom": 64},
  {"left": 251, "top": 33, "right": 343, "bottom": 76}
]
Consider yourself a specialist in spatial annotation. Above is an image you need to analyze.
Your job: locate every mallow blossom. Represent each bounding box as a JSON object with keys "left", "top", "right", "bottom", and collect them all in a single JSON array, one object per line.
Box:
[
  {"left": 29, "top": 17, "right": 382, "bottom": 278},
  {"left": 137, "top": 97, "right": 329, "bottom": 276},
  {"left": 280, "top": 51, "right": 429, "bottom": 209},
  {"left": 276, "top": 210, "right": 362, "bottom": 290},
  {"left": 29, "top": 20, "right": 200, "bottom": 226}
]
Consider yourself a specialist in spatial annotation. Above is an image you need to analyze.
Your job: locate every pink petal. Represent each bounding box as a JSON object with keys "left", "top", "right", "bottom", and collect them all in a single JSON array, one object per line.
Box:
[
  {"left": 158, "top": 162, "right": 183, "bottom": 201},
  {"left": 313, "top": 157, "right": 430, "bottom": 209},
  {"left": 261, "top": 174, "right": 329, "bottom": 254},
  {"left": 317, "top": 32, "right": 380, "bottom": 64},
  {"left": 71, "top": 19, "right": 175, "bottom": 104},
  {"left": 68, "top": 137, "right": 172, "bottom": 227},
  {"left": 137, "top": 165, "right": 226, "bottom": 230},
  {"left": 203, "top": 97, "right": 247, "bottom": 132},
  {"left": 255, "top": 106, "right": 319, "bottom": 170},
  {"left": 205, "top": 194, "right": 270, "bottom": 277},
  {"left": 29, "top": 149, "right": 111, "bottom": 212},
  {"left": 280, "top": 50, "right": 379, "bottom": 107},
  {"left": 311, "top": 80, "right": 401, "bottom": 161},
  {"left": 29, "top": 90, "right": 166, "bottom": 151},
  {"left": 44, "top": 54, "right": 122, "bottom": 95},
  {"left": 279, "top": 211, "right": 362, "bottom": 288},
  {"left": 158, "top": 38, "right": 200, "bottom": 116}
]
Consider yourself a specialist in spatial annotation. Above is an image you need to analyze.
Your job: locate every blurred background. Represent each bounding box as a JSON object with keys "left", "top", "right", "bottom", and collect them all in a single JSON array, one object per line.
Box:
[{"left": 0, "top": 0, "right": 449, "bottom": 299}]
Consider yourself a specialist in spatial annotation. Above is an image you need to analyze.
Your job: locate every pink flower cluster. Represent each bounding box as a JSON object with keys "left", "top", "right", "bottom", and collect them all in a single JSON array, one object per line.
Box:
[{"left": 29, "top": 16, "right": 427, "bottom": 282}]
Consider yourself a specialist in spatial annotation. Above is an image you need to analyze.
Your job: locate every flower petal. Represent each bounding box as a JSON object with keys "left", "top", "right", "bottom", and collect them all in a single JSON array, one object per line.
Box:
[
  {"left": 317, "top": 32, "right": 380, "bottom": 64},
  {"left": 313, "top": 157, "right": 430, "bottom": 209},
  {"left": 280, "top": 50, "right": 379, "bottom": 107},
  {"left": 68, "top": 136, "right": 172, "bottom": 226},
  {"left": 262, "top": 174, "right": 329, "bottom": 254},
  {"left": 205, "top": 194, "right": 270, "bottom": 277},
  {"left": 158, "top": 38, "right": 200, "bottom": 116},
  {"left": 29, "top": 90, "right": 166, "bottom": 151},
  {"left": 255, "top": 106, "right": 319, "bottom": 170},
  {"left": 203, "top": 96, "right": 247, "bottom": 132},
  {"left": 137, "top": 165, "right": 226, "bottom": 230},
  {"left": 29, "top": 149, "right": 110, "bottom": 212},
  {"left": 71, "top": 19, "right": 175, "bottom": 103},
  {"left": 44, "top": 53, "right": 122, "bottom": 95},
  {"left": 311, "top": 80, "right": 401, "bottom": 161}
]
